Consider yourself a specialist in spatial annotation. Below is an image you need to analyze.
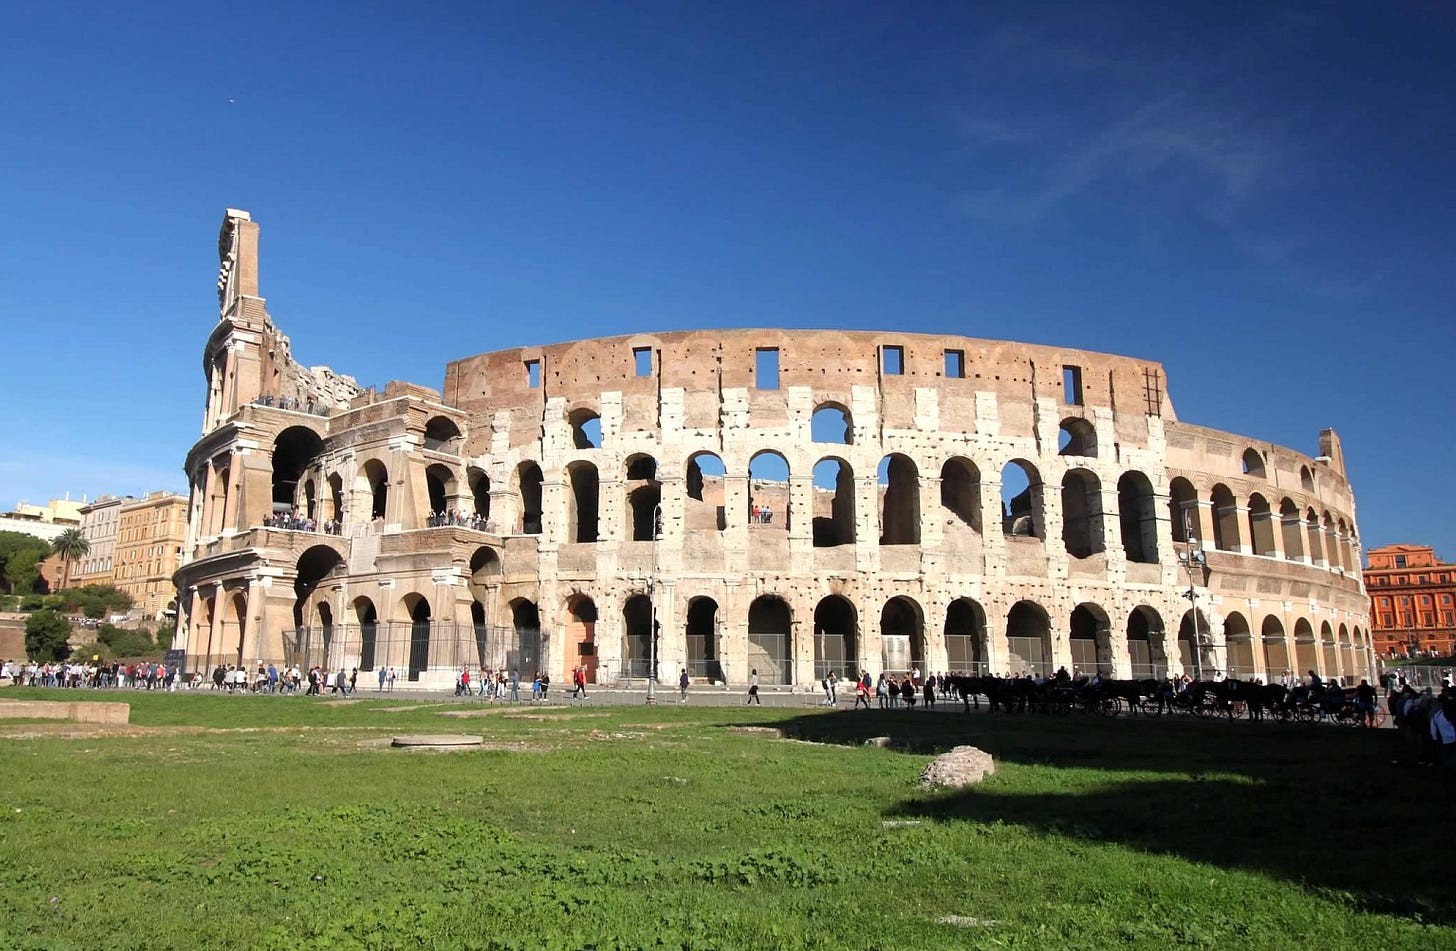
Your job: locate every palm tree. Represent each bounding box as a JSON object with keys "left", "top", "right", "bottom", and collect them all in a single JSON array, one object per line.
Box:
[{"left": 50, "top": 528, "right": 90, "bottom": 593}]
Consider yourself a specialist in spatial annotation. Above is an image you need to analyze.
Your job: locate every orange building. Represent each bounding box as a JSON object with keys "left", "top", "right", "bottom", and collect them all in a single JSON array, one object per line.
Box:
[
  {"left": 114, "top": 492, "right": 189, "bottom": 621},
  {"left": 1364, "top": 544, "right": 1456, "bottom": 658}
]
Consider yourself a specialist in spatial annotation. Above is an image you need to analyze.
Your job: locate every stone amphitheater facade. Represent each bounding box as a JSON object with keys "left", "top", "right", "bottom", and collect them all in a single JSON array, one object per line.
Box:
[{"left": 174, "top": 210, "right": 1374, "bottom": 688}]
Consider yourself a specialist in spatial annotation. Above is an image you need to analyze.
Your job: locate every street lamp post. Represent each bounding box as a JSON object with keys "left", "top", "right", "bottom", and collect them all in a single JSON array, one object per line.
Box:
[
  {"left": 1177, "top": 509, "right": 1208, "bottom": 681},
  {"left": 646, "top": 503, "right": 662, "bottom": 705}
]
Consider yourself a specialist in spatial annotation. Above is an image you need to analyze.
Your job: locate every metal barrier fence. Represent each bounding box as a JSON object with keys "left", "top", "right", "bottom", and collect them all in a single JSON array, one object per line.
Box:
[{"left": 283, "top": 623, "right": 548, "bottom": 682}]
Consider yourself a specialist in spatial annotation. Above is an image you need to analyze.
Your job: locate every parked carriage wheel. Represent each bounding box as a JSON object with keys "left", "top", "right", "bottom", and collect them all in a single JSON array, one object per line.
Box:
[
  {"left": 1099, "top": 697, "right": 1122, "bottom": 717},
  {"left": 1137, "top": 698, "right": 1164, "bottom": 717}
]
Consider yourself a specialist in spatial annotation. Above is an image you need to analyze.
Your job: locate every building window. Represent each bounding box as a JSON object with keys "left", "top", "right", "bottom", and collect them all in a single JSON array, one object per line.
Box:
[
  {"left": 1063, "top": 365, "right": 1084, "bottom": 405},
  {"left": 882, "top": 346, "right": 904, "bottom": 375},
  {"left": 525, "top": 359, "right": 541, "bottom": 388},
  {"left": 1395, "top": 555, "right": 1407, "bottom": 568},
  {"left": 944, "top": 349, "right": 965, "bottom": 378},
  {"left": 633, "top": 347, "right": 652, "bottom": 377},
  {"left": 755, "top": 348, "right": 779, "bottom": 390}
]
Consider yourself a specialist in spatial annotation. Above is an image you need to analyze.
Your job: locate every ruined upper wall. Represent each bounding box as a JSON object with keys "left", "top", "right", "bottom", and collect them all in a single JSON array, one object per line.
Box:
[{"left": 444, "top": 329, "right": 1176, "bottom": 435}]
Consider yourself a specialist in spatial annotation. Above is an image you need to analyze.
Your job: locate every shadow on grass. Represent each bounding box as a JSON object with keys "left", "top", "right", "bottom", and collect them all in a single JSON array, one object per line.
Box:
[{"left": 739, "top": 708, "right": 1456, "bottom": 925}]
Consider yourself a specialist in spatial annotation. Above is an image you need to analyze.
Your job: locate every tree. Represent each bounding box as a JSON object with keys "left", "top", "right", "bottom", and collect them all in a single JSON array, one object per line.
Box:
[
  {"left": 0, "top": 531, "right": 52, "bottom": 595},
  {"left": 50, "top": 528, "right": 90, "bottom": 593},
  {"left": 25, "top": 609, "right": 72, "bottom": 662}
]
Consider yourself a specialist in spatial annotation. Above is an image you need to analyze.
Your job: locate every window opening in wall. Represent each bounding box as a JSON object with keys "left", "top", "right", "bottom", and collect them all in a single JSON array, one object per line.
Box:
[
  {"left": 1395, "top": 555, "right": 1407, "bottom": 568},
  {"left": 1062, "top": 365, "right": 1084, "bottom": 406},
  {"left": 755, "top": 348, "right": 779, "bottom": 390},
  {"left": 525, "top": 359, "right": 541, "bottom": 388},
  {"left": 811, "top": 405, "right": 852, "bottom": 445},
  {"left": 883, "top": 345, "right": 904, "bottom": 375},
  {"left": 944, "top": 349, "right": 965, "bottom": 378},
  {"left": 633, "top": 347, "right": 652, "bottom": 377}
]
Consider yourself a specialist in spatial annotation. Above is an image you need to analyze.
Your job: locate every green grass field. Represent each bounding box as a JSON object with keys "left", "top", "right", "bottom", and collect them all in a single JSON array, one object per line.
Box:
[{"left": 1, "top": 689, "right": 1451, "bottom": 950}]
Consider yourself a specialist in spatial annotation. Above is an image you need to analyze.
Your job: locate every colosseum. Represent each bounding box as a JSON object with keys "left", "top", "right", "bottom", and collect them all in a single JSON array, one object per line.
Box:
[{"left": 174, "top": 209, "right": 1374, "bottom": 689}]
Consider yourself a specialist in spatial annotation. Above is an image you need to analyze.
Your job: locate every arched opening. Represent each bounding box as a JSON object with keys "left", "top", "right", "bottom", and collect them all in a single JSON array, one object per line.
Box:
[
  {"left": 625, "top": 454, "right": 661, "bottom": 541},
  {"left": 685, "top": 451, "right": 727, "bottom": 531},
  {"left": 1061, "top": 468, "right": 1104, "bottom": 558},
  {"left": 510, "top": 600, "right": 543, "bottom": 676},
  {"left": 1338, "top": 623, "right": 1354, "bottom": 680},
  {"left": 747, "top": 596, "right": 792, "bottom": 685},
  {"left": 1006, "top": 601, "right": 1051, "bottom": 676},
  {"left": 303, "top": 478, "right": 317, "bottom": 522},
  {"left": 686, "top": 597, "right": 721, "bottom": 682},
  {"left": 228, "top": 592, "right": 248, "bottom": 667},
  {"left": 468, "top": 467, "right": 491, "bottom": 521},
  {"left": 878, "top": 455, "right": 921, "bottom": 545},
  {"left": 1242, "top": 448, "right": 1265, "bottom": 478},
  {"left": 565, "top": 462, "right": 600, "bottom": 543},
  {"left": 1070, "top": 603, "right": 1113, "bottom": 676},
  {"left": 1322, "top": 513, "right": 1338, "bottom": 570},
  {"left": 1224, "top": 611, "right": 1255, "bottom": 679},
  {"left": 812, "top": 458, "right": 856, "bottom": 547},
  {"left": 622, "top": 594, "right": 655, "bottom": 680},
  {"left": 1247, "top": 493, "right": 1276, "bottom": 556},
  {"left": 811, "top": 403, "right": 853, "bottom": 445},
  {"left": 564, "top": 594, "right": 598, "bottom": 684},
  {"left": 1117, "top": 471, "right": 1158, "bottom": 564},
  {"left": 359, "top": 459, "right": 389, "bottom": 520},
  {"left": 1210, "top": 484, "right": 1240, "bottom": 552},
  {"left": 1178, "top": 610, "right": 1210, "bottom": 677},
  {"left": 212, "top": 463, "right": 232, "bottom": 535},
  {"left": 423, "top": 416, "right": 462, "bottom": 453},
  {"left": 1300, "top": 465, "right": 1315, "bottom": 492},
  {"left": 292, "top": 545, "right": 344, "bottom": 628},
  {"left": 1262, "top": 616, "right": 1290, "bottom": 681},
  {"left": 1320, "top": 621, "right": 1338, "bottom": 679},
  {"left": 515, "top": 462, "right": 544, "bottom": 535},
  {"left": 272, "top": 427, "right": 324, "bottom": 515},
  {"left": 940, "top": 457, "right": 982, "bottom": 534},
  {"left": 470, "top": 601, "right": 489, "bottom": 669},
  {"left": 625, "top": 454, "right": 658, "bottom": 482},
  {"left": 1127, "top": 606, "right": 1167, "bottom": 678},
  {"left": 1058, "top": 418, "right": 1097, "bottom": 457},
  {"left": 813, "top": 595, "right": 857, "bottom": 681},
  {"left": 880, "top": 596, "right": 924, "bottom": 675},
  {"left": 748, "top": 451, "right": 790, "bottom": 530},
  {"left": 1293, "top": 618, "right": 1318, "bottom": 678},
  {"left": 327, "top": 473, "right": 344, "bottom": 525},
  {"left": 1000, "top": 460, "right": 1043, "bottom": 538},
  {"left": 568, "top": 408, "right": 602, "bottom": 450},
  {"left": 425, "top": 463, "right": 457, "bottom": 521},
  {"left": 1336, "top": 518, "right": 1353, "bottom": 571},
  {"left": 944, "top": 598, "right": 987, "bottom": 675},
  {"left": 1168, "top": 477, "right": 1198, "bottom": 543},
  {"left": 354, "top": 597, "right": 377, "bottom": 671},
  {"left": 402, "top": 594, "right": 431, "bottom": 682},
  {"left": 316, "top": 602, "right": 335, "bottom": 667},
  {"left": 1278, "top": 499, "right": 1303, "bottom": 560},
  {"left": 1305, "top": 508, "right": 1325, "bottom": 565}
]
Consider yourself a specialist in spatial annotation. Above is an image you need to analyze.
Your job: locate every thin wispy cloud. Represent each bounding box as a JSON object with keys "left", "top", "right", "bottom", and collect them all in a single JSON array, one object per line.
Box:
[{"left": 949, "top": 14, "right": 1378, "bottom": 299}]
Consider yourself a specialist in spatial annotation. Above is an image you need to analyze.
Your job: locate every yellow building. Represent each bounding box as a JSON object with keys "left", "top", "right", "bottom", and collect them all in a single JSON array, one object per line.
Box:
[
  {"left": 74, "top": 495, "right": 132, "bottom": 587},
  {"left": 114, "top": 492, "right": 188, "bottom": 620}
]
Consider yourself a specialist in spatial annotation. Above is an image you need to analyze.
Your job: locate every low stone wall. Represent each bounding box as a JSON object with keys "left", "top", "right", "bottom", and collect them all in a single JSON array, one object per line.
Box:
[{"left": 0, "top": 700, "right": 130, "bottom": 724}]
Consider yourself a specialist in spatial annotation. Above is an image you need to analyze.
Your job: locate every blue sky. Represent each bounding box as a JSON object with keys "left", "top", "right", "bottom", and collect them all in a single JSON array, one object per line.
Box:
[{"left": 1, "top": 2, "right": 1452, "bottom": 560}]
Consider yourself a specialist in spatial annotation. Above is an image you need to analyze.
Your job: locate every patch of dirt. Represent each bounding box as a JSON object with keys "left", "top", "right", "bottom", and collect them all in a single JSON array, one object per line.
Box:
[
  {"left": 502, "top": 712, "right": 609, "bottom": 721},
  {"left": 620, "top": 723, "right": 671, "bottom": 730},
  {"left": 371, "top": 704, "right": 450, "bottom": 713},
  {"left": 438, "top": 709, "right": 518, "bottom": 718},
  {"left": 317, "top": 700, "right": 366, "bottom": 707},
  {"left": 725, "top": 726, "right": 783, "bottom": 738}
]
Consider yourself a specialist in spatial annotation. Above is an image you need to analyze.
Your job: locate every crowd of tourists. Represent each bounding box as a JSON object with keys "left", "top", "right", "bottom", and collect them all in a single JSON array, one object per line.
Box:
[
  {"left": 264, "top": 511, "right": 343, "bottom": 534},
  {"left": 250, "top": 394, "right": 328, "bottom": 416},
  {"left": 453, "top": 666, "right": 560, "bottom": 702},
  {"left": 426, "top": 510, "right": 493, "bottom": 532},
  {"left": 1, "top": 659, "right": 178, "bottom": 690}
]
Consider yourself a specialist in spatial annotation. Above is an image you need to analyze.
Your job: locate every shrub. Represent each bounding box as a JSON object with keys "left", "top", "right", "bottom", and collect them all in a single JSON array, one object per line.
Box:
[{"left": 25, "top": 609, "right": 72, "bottom": 662}]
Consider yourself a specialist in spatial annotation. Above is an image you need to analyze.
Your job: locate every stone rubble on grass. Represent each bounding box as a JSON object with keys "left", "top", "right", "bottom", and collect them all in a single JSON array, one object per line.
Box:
[
  {"left": 937, "top": 915, "right": 999, "bottom": 928},
  {"left": 920, "top": 745, "right": 995, "bottom": 788}
]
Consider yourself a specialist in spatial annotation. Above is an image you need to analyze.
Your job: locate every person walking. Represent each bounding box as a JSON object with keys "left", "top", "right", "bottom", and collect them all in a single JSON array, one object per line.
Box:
[
  {"left": 572, "top": 666, "right": 588, "bottom": 701},
  {"left": 747, "top": 668, "right": 761, "bottom": 705},
  {"left": 349, "top": 668, "right": 358, "bottom": 696},
  {"left": 510, "top": 668, "right": 521, "bottom": 702},
  {"left": 679, "top": 667, "right": 690, "bottom": 703},
  {"left": 378, "top": 666, "right": 387, "bottom": 692},
  {"left": 853, "top": 670, "right": 872, "bottom": 710}
]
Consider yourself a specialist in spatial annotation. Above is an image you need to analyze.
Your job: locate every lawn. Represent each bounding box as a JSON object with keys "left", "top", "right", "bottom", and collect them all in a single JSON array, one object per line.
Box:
[{"left": 0, "top": 689, "right": 1451, "bottom": 950}]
